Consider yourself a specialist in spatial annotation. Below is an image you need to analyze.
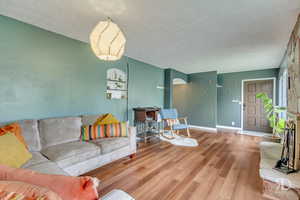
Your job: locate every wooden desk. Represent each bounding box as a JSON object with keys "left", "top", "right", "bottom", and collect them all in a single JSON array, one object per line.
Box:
[{"left": 133, "top": 107, "right": 161, "bottom": 143}]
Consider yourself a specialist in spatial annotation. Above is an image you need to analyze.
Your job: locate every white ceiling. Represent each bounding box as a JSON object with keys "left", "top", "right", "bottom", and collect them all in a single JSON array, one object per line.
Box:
[{"left": 0, "top": 0, "right": 299, "bottom": 74}]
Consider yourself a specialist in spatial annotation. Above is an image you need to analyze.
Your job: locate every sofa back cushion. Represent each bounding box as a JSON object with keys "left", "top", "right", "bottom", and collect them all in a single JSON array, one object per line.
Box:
[
  {"left": 0, "top": 120, "right": 41, "bottom": 152},
  {"left": 19, "top": 120, "right": 41, "bottom": 152},
  {"left": 39, "top": 117, "right": 82, "bottom": 148},
  {"left": 81, "top": 115, "right": 100, "bottom": 125}
]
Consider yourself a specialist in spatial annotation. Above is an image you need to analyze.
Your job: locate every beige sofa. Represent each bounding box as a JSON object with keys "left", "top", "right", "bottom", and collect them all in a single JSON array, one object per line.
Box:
[
  {"left": 1, "top": 115, "right": 137, "bottom": 199},
  {"left": 8, "top": 115, "right": 137, "bottom": 176}
]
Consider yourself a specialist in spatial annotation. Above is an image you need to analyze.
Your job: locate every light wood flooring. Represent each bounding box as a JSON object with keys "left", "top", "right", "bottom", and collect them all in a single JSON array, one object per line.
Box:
[{"left": 85, "top": 128, "right": 269, "bottom": 200}]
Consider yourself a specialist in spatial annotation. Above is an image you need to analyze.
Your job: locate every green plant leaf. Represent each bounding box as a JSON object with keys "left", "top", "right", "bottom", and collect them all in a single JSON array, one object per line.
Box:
[
  {"left": 276, "top": 126, "right": 284, "bottom": 134},
  {"left": 266, "top": 110, "right": 273, "bottom": 118},
  {"left": 278, "top": 119, "right": 285, "bottom": 129},
  {"left": 256, "top": 93, "right": 266, "bottom": 98},
  {"left": 269, "top": 115, "right": 276, "bottom": 128},
  {"left": 274, "top": 108, "right": 286, "bottom": 114},
  {"left": 274, "top": 107, "right": 286, "bottom": 112},
  {"left": 263, "top": 98, "right": 272, "bottom": 105},
  {"left": 264, "top": 104, "right": 273, "bottom": 111}
]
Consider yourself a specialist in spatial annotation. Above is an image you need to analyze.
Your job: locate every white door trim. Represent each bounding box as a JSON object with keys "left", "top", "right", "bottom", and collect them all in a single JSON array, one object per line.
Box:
[{"left": 241, "top": 77, "right": 276, "bottom": 131}]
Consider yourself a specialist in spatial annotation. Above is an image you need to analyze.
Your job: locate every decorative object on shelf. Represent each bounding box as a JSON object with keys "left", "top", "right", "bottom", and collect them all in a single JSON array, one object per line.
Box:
[
  {"left": 90, "top": 18, "right": 126, "bottom": 61},
  {"left": 256, "top": 92, "right": 286, "bottom": 142},
  {"left": 133, "top": 107, "right": 161, "bottom": 143},
  {"left": 274, "top": 120, "right": 296, "bottom": 174},
  {"left": 106, "top": 68, "right": 127, "bottom": 99}
]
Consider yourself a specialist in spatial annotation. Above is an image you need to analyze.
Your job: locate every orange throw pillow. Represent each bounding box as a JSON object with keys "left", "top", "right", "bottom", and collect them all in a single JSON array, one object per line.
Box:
[
  {"left": 0, "top": 123, "right": 28, "bottom": 149},
  {"left": 0, "top": 165, "right": 99, "bottom": 200}
]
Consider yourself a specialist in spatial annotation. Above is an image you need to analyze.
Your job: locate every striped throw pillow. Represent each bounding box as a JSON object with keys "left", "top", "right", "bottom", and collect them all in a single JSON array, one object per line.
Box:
[{"left": 81, "top": 122, "right": 128, "bottom": 141}]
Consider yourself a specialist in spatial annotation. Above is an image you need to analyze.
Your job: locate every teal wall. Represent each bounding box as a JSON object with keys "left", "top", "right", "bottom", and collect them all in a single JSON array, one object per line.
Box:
[
  {"left": 173, "top": 69, "right": 279, "bottom": 128},
  {"left": 164, "top": 68, "right": 188, "bottom": 108},
  {"left": 217, "top": 68, "right": 279, "bottom": 128},
  {"left": 173, "top": 71, "right": 217, "bottom": 128},
  {"left": 127, "top": 59, "right": 164, "bottom": 122},
  {"left": 0, "top": 15, "right": 164, "bottom": 123}
]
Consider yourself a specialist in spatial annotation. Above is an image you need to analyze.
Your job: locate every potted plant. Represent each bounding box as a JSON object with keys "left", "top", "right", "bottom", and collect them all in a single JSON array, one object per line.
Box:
[{"left": 256, "top": 93, "right": 286, "bottom": 143}]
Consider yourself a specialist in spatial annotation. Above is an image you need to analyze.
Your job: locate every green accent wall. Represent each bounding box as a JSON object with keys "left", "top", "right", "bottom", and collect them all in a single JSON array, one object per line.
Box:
[
  {"left": 0, "top": 15, "right": 164, "bottom": 123},
  {"left": 217, "top": 68, "right": 279, "bottom": 128},
  {"left": 164, "top": 68, "right": 188, "bottom": 108},
  {"left": 128, "top": 59, "right": 164, "bottom": 122},
  {"left": 173, "top": 71, "right": 217, "bottom": 128}
]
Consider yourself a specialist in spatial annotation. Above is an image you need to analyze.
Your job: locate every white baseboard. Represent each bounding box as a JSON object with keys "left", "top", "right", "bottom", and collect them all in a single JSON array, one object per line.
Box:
[
  {"left": 216, "top": 125, "right": 242, "bottom": 130},
  {"left": 189, "top": 125, "right": 217, "bottom": 132}
]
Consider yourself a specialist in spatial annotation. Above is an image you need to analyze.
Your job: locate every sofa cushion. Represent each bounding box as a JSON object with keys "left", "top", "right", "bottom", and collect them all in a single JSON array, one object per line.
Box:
[
  {"left": 22, "top": 152, "right": 49, "bottom": 168},
  {"left": 41, "top": 141, "right": 101, "bottom": 168},
  {"left": 39, "top": 117, "right": 82, "bottom": 148},
  {"left": 19, "top": 120, "right": 41, "bottom": 152},
  {"left": 91, "top": 137, "right": 130, "bottom": 154},
  {"left": 24, "top": 161, "right": 68, "bottom": 176},
  {"left": 81, "top": 115, "right": 99, "bottom": 125}
]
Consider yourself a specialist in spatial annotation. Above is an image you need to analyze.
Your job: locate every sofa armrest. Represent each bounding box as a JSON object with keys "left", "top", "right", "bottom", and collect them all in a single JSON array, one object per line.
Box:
[{"left": 128, "top": 126, "right": 137, "bottom": 153}]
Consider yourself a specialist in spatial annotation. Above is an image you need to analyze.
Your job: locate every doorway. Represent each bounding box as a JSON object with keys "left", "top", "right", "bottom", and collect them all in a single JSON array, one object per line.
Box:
[
  {"left": 172, "top": 78, "right": 188, "bottom": 116},
  {"left": 242, "top": 78, "right": 276, "bottom": 133}
]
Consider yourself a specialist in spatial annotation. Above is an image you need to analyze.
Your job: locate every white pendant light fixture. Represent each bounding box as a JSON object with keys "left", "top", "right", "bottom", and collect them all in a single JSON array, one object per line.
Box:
[{"left": 90, "top": 18, "right": 126, "bottom": 61}]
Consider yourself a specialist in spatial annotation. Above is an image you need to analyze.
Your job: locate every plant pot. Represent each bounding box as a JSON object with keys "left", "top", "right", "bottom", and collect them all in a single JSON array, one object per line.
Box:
[{"left": 262, "top": 135, "right": 281, "bottom": 143}]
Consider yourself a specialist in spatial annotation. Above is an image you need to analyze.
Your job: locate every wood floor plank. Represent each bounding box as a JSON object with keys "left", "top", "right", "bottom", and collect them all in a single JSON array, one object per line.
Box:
[{"left": 84, "top": 128, "right": 270, "bottom": 200}]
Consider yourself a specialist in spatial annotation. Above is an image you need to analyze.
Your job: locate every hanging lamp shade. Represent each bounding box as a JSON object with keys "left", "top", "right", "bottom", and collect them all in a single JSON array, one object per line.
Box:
[{"left": 90, "top": 19, "right": 126, "bottom": 61}]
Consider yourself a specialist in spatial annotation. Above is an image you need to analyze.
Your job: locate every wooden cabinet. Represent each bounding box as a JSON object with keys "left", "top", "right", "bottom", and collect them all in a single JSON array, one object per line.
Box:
[
  {"left": 133, "top": 107, "right": 160, "bottom": 122},
  {"left": 133, "top": 107, "right": 161, "bottom": 143}
]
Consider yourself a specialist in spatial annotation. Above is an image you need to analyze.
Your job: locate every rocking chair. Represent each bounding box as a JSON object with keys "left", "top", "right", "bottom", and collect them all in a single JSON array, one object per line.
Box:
[{"left": 160, "top": 109, "right": 191, "bottom": 139}]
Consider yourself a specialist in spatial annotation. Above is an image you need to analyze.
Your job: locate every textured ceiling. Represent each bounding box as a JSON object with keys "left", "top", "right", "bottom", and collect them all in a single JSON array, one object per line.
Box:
[{"left": 0, "top": 0, "right": 299, "bottom": 73}]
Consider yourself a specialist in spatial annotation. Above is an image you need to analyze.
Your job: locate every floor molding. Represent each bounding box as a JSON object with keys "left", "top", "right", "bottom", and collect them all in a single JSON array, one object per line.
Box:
[
  {"left": 239, "top": 130, "right": 270, "bottom": 137},
  {"left": 189, "top": 125, "right": 217, "bottom": 132},
  {"left": 216, "top": 125, "right": 242, "bottom": 130}
]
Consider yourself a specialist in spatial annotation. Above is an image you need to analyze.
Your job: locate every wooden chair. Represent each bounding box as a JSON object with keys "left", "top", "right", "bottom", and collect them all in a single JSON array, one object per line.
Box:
[{"left": 160, "top": 109, "right": 191, "bottom": 139}]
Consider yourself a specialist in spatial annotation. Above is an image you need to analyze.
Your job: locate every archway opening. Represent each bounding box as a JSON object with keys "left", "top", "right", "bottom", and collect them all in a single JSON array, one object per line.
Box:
[
  {"left": 173, "top": 78, "right": 187, "bottom": 85},
  {"left": 172, "top": 78, "right": 188, "bottom": 118}
]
